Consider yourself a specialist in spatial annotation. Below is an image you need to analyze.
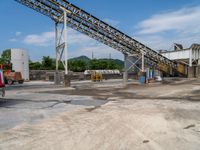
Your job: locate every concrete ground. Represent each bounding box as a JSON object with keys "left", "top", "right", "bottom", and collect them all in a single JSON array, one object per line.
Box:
[{"left": 0, "top": 78, "right": 200, "bottom": 150}]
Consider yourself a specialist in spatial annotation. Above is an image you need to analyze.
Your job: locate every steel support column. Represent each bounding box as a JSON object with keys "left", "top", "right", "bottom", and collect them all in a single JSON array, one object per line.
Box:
[
  {"left": 54, "top": 7, "right": 70, "bottom": 85},
  {"left": 123, "top": 54, "right": 128, "bottom": 82},
  {"left": 55, "top": 22, "right": 59, "bottom": 71},
  {"left": 63, "top": 8, "right": 68, "bottom": 75},
  {"left": 198, "top": 59, "right": 200, "bottom": 78},
  {"left": 54, "top": 22, "right": 60, "bottom": 85},
  {"left": 55, "top": 7, "right": 68, "bottom": 75},
  {"left": 141, "top": 51, "right": 145, "bottom": 72},
  {"left": 188, "top": 48, "right": 194, "bottom": 78},
  {"left": 189, "top": 49, "right": 193, "bottom": 67},
  {"left": 123, "top": 52, "right": 146, "bottom": 83}
]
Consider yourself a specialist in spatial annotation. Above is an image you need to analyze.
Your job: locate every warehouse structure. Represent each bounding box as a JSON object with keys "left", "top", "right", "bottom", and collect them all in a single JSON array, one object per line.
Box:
[{"left": 161, "top": 44, "right": 200, "bottom": 78}]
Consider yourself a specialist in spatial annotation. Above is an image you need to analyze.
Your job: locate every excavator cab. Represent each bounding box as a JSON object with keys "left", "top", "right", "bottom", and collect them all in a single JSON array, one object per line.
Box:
[{"left": 0, "top": 70, "right": 5, "bottom": 97}]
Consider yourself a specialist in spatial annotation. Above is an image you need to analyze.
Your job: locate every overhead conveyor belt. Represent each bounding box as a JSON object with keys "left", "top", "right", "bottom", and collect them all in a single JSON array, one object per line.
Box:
[{"left": 15, "top": 0, "right": 188, "bottom": 76}]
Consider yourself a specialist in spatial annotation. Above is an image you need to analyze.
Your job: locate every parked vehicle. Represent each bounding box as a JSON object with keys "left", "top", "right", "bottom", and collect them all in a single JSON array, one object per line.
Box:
[
  {"left": 0, "top": 70, "right": 5, "bottom": 97},
  {"left": 5, "top": 72, "right": 24, "bottom": 85},
  {"left": 0, "top": 64, "right": 24, "bottom": 85}
]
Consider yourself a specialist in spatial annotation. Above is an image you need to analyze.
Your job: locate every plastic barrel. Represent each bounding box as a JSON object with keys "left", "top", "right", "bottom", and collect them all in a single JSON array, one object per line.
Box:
[{"left": 139, "top": 76, "right": 146, "bottom": 84}]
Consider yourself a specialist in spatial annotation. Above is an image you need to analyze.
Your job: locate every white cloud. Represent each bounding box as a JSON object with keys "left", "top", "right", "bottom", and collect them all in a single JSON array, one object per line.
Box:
[
  {"left": 22, "top": 29, "right": 123, "bottom": 59},
  {"left": 9, "top": 38, "right": 17, "bottom": 42},
  {"left": 137, "top": 5, "right": 200, "bottom": 34},
  {"left": 22, "top": 29, "right": 93, "bottom": 47},
  {"left": 135, "top": 32, "right": 200, "bottom": 51},
  {"left": 23, "top": 31, "right": 55, "bottom": 47},
  {"left": 67, "top": 29, "right": 122, "bottom": 59},
  {"left": 68, "top": 29, "right": 122, "bottom": 59},
  {"left": 68, "top": 29, "right": 94, "bottom": 45},
  {"left": 9, "top": 31, "right": 22, "bottom": 42},
  {"left": 135, "top": 5, "right": 200, "bottom": 50},
  {"left": 15, "top": 31, "right": 22, "bottom": 36}
]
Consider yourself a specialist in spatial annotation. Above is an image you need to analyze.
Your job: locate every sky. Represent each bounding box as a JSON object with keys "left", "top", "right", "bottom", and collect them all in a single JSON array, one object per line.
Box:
[{"left": 0, "top": 0, "right": 200, "bottom": 61}]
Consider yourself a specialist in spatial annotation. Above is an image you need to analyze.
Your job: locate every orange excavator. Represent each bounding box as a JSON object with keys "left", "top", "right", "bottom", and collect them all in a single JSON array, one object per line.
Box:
[{"left": 0, "top": 64, "right": 24, "bottom": 85}]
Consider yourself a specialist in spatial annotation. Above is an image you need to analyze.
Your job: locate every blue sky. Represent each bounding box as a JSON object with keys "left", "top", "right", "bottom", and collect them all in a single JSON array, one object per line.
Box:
[{"left": 0, "top": 0, "right": 200, "bottom": 61}]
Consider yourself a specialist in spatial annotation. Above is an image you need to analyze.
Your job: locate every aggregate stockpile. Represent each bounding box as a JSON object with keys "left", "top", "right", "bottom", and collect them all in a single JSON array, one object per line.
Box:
[{"left": 15, "top": 0, "right": 187, "bottom": 76}]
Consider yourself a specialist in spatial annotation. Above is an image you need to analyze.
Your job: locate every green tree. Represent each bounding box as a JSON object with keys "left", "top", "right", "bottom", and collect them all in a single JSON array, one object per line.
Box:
[
  {"left": 29, "top": 61, "right": 42, "bottom": 70},
  {"left": 52, "top": 59, "right": 65, "bottom": 70},
  {"left": 41, "top": 56, "right": 54, "bottom": 70},
  {"left": 0, "top": 49, "right": 11, "bottom": 64},
  {"left": 69, "top": 60, "right": 87, "bottom": 72},
  {"left": 28, "top": 55, "right": 123, "bottom": 71},
  {"left": 58, "top": 61, "right": 65, "bottom": 70},
  {"left": 98, "top": 60, "right": 108, "bottom": 69},
  {"left": 88, "top": 59, "right": 122, "bottom": 70},
  {"left": 89, "top": 59, "right": 100, "bottom": 70},
  {"left": 107, "top": 60, "right": 118, "bottom": 69}
]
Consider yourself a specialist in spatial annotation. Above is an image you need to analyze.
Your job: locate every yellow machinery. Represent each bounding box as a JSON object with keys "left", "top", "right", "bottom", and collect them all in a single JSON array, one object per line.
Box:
[
  {"left": 157, "top": 63, "right": 171, "bottom": 74},
  {"left": 91, "top": 71, "right": 103, "bottom": 82},
  {"left": 158, "top": 62, "right": 187, "bottom": 76},
  {"left": 176, "top": 63, "right": 187, "bottom": 75}
]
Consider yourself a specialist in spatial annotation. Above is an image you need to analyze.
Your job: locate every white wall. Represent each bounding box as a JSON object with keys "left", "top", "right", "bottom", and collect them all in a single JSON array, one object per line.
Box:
[
  {"left": 161, "top": 50, "right": 190, "bottom": 60},
  {"left": 11, "top": 49, "right": 29, "bottom": 81}
]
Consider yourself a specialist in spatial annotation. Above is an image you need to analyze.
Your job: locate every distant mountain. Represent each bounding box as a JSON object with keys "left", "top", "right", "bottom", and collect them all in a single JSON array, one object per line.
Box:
[
  {"left": 69, "top": 55, "right": 124, "bottom": 67},
  {"left": 112, "top": 59, "right": 124, "bottom": 66},
  {"left": 69, "top": 55, "right": 91, "bottom": 62},
  {"left": 99, "top": 58, "right": 124, "bottom": 66}
]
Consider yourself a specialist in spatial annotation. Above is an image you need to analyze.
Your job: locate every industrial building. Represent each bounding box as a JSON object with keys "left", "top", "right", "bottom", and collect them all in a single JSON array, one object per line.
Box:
[{"left": 161, "top": 44, "right": 200, "bottom": 78}]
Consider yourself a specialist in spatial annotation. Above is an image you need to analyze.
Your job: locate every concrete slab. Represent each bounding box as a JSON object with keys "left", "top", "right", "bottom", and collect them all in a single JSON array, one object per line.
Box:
[{"left": 0, "top": 79, "right": 200, "bottom": 150}]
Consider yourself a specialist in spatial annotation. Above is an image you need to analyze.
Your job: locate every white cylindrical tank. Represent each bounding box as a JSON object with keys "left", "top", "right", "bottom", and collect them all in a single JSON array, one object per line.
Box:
[{"left": 11, "top": 49, "right": 29, "bottom": 81}]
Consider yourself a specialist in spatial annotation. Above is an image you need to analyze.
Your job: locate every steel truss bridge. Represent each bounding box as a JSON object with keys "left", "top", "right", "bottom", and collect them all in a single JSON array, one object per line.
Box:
[{"left": 15, "top": 0, "right": 187, "bottom": 76}]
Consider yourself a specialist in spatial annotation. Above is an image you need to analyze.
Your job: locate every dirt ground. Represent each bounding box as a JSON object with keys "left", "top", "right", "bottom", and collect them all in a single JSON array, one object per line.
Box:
[{"left": 0, "top": 78, "right": 200, "bottom": 150}]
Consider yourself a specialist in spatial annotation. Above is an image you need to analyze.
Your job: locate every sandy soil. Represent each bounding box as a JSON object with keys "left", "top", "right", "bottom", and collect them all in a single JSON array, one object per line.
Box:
[{"left": 0, "top": 79, "right": 200, "bottom": 150}]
